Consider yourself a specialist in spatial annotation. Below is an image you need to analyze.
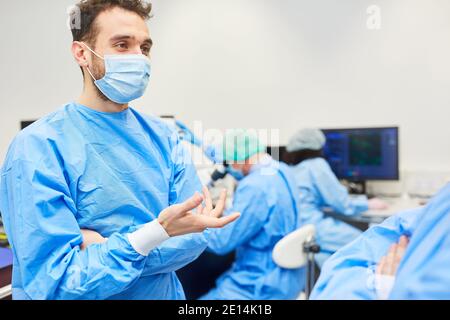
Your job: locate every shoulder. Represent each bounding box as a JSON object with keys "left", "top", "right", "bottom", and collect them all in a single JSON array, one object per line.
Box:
[
  {"left": 130, "top": 109, "right": 180, "bottom": 148},
  {"left": 5, "top": 105, "right": 72, "bottom": 160},
  {"left": 20, "top": 105, "right": 71, "bottom": 138},
  {"left": 301, "top": 158, "right": 333, "bottom": 175}
]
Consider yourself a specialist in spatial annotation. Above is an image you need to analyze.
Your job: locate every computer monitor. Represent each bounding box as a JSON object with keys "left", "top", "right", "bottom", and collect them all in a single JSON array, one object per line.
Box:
[
  {"left": 21, "top": 120, "right": 36, "bottom": 130},
  {"left": 322, "top": 127, "right": 399, "bottom": 181}
]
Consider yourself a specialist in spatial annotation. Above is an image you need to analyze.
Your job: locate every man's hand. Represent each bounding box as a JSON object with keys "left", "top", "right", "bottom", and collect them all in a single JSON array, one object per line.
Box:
[
  {"left": 376, "top": 235, "right": 409, "bottom": 276},
  {"left": 80, "top": 229, "right": 107, "bottom": 251},
  {"left": 80, "top": 187, "right": 240, "bottom": 249},
  {"left": 158, "top": 187, "right": 240, "bottom": 237}
]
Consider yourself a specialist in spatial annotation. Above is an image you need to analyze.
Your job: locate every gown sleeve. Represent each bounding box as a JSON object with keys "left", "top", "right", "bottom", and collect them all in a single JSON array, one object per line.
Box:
[
  {"left": 313, "top": 159, "right": 369, "bottom": 216},
  {"left": 310, "top": 207, "right": 422, "bottom": 300},
  {"left": 0, "top": 135, "right": 148, "bottom": 300},
  {"left": 389, "top": 185, "right": 450, "bottom": 299},
  {"left": 207, "top": 181, "right": 270, "bottom": 255}
]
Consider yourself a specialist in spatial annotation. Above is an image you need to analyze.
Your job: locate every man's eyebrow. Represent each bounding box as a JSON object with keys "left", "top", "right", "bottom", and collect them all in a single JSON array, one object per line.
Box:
[
  {"left": 143, "top": 38, "right": 153, "bottom": 46},
  {"left": 110, "top": 34, "right": 135, "bottom": 42},
  {"left": 109, "top": 35, "right": 153, "bottom": 46}
]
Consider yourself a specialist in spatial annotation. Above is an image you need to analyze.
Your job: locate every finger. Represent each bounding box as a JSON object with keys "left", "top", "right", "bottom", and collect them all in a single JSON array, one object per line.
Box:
[
  {"left": 394, "top": 237, "right": 409, "bottom": 269},
  {"left": 376, "top": 256, "right": 386, "bottom": 275},
  {"left": 211, "top": 189, "right": 227, "bottom": 218},
  {"left": 398, "top": 235, "right": 409, "bottom": 248},
  {"left": 196, "top": 203, "right": 204, "bottom": 215},
  {"left": 203, "top": 186, "right": 213, "bottom": 214},
  {"left": 174, "top": 192, "right": 204, "bottom": 213},
  {"left": 385, "top": 244, "right": 397, "bottom": 276},
  {"left": 199, "top": 212, "right": 241, "bottom": 229}
]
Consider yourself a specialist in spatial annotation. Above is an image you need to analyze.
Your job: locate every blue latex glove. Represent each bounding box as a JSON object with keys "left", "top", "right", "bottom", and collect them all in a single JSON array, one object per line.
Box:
[{"left": 175, "top": 120, "right": 203, "bottom": 147}]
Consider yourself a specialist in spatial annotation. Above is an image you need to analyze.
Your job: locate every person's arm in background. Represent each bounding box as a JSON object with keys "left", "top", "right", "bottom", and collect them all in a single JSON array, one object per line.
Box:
[
  {"left": 175, "top": 120, "right": 223, "bottom": 164},
  {"left": 313, "top": 159, "right": 387, "bottom": 216},
  {"left": 374, "top": 236, "right": 409, "bottom": 300},
  {"left": 391, "top": 232, "right": 450, "bottom": 299},
  {"left": 207, "top": 182, "right": 270, "bottom": 255},
  {"left": 310, "top": 207, "right": 422, "bottom": 300},
  {"left": 389, "top": 185, "right": 450, "bottom": 299}
]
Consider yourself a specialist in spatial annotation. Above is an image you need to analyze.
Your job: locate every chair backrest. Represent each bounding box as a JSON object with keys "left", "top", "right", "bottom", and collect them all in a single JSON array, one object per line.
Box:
[{"left": 272, "top": 224, "right": 316, "bottom": 269}]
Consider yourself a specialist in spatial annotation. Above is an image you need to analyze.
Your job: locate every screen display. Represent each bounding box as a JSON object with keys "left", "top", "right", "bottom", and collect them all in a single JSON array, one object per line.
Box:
[{"left": 322, "top": 127, "right": 399, "bottom": 181}]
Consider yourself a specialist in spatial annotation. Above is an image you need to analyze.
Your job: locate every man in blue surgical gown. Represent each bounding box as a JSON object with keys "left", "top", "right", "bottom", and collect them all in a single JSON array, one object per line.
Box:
[
  {"left": 311, "top": 184, "right": 450, "bottom": 300},
  {"left": 0, "top": 0, "right": 239, "bottom": 300},
  {"left": 200, "top": 130, "right": 305, "bottom": 300},
  {"left": 285, "top": 128, "right": 388, "bottom": 266}
]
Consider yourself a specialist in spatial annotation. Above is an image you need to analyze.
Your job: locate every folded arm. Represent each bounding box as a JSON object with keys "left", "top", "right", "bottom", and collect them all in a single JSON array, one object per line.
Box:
[{"left": 310, "top": 208, "right": 422, "bottom": 300}]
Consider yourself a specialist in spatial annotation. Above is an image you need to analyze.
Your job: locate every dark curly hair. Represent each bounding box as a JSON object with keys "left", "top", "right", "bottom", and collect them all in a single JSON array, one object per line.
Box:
[{"left": 70, "top": 0, "right": 152, "bottom": 46}]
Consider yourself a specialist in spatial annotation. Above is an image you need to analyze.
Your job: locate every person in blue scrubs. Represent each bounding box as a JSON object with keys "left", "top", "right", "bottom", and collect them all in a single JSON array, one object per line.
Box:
[
  {"left": 200, "top": 130, "right": 305, "bottom": 300},
  {"left": 311, "top": 184, "right": 450, "bottom": 300},
  {"left": 0, "top": 0, "right": 239, "bottom": 300},
  {"left": 285, "top": 129, "right": 388, "bottom": 266}
]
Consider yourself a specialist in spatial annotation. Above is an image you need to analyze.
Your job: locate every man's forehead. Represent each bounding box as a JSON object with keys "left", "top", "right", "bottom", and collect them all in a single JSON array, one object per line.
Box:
[{"left": 95, "top": 7, "right": 150, "bottom": 41}]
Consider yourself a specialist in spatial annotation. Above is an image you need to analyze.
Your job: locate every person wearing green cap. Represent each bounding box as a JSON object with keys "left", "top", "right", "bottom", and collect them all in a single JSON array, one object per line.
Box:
[{"left": 200, "top": 129, "right": 305, "bottom": 300}]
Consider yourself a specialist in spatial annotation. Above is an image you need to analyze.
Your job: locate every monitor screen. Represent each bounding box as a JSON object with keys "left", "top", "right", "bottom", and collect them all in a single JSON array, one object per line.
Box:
[
  {"left": 322, "top": 127, "right": 399, "bottom": 181},
  {"left": 21, "top": 120, "right": 36, "bottom": 130}
]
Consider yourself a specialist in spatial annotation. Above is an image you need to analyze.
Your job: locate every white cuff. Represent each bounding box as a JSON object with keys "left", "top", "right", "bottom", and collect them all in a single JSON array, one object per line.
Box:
[
  {"left": 375, "top": 274, "right": 396, "bottom": 300},
  {"left": 127, "top": 220, "right": 170, "bottom": 256}
]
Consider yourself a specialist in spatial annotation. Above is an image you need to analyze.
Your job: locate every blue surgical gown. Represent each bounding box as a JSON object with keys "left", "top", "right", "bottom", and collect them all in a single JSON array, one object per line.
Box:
[
  {"left": 291, "top": 158, "right": 369, "bottom": 266},
  {"left": 311, "top": 184, "right": 450, "bottom": 300},
  {"left": 0, "top": 103, "right": 207, "bottom": 300},
  {"left": 200, "top": 158, "right": 305, "bottom": 300}
]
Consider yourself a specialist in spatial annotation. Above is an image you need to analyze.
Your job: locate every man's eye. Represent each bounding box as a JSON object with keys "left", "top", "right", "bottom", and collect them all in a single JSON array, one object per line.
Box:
[
  {"left": 142, "top": 46, "right": 150, "bottom": 55},
  {"left": 116, "top": 43, "right": 128, "bottom": 49}
]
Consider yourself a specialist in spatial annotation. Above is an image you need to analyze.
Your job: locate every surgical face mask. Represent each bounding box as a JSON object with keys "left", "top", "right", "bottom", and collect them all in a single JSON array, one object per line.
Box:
[
  {"left": 82, "top": 42, "right": 151, "bottom": 104},
  {"left": 227, "top": 166, "right": 245, "bottom": 181}
]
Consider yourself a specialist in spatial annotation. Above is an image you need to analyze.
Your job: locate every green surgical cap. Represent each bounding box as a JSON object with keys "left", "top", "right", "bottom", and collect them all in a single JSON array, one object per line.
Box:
[{"left": 222, "top": 129, "right": 267, "bottom": 162}]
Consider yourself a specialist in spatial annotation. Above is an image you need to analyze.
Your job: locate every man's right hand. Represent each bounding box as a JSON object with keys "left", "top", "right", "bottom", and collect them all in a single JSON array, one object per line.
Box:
[
  {"left": 376, "top": 235, "right": 409, "bottom": 276},
  {"left": 158, "top": 187, "right": 240, "bottom": 237}
]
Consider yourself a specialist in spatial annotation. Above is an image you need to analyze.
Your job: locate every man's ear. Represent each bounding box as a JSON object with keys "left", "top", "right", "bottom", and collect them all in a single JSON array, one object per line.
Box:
[{"left": 71, "top": 41, "right": 89, "bottom": 69}]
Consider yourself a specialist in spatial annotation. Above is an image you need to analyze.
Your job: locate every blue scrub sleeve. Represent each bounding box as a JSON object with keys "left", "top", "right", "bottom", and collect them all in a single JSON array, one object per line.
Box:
[
  {"left": 390, "top": 186, "right": 450, "bottom": 299},
  {"left": 314, "top": 160, "right": 369, "bottom": 216},
  {"left": 207, "top": 182, "right": 269, "bottom": 255},
  {"left": 142, "top": 134, "right": 208, "bottom": 276},
  {"left": 0, "top": 158, "right": 147, "bottom": 300},
  {"left": 310, "top": 208, "right": 422, "bottom": 300}
]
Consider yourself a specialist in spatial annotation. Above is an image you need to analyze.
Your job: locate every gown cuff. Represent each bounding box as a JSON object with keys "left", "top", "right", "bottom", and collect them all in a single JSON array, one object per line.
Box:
[
  {"left": 127, "top": 220, "right": 170, "bottom": 256},
  {"left": 375, "top": 274, "right": 396, "bottom": 300}
]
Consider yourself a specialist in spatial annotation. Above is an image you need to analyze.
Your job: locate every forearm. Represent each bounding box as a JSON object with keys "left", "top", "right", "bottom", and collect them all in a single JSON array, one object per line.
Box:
[
  {"left": 142, "top": 231, "right": 209, "bottom": 276},
  {"left": 327, "top": 192, "right": 369, "bottom": 216},
  {"left": 24, "top": 221, "right": 170, "bottom": 300},
  {"left": 312, "top": 209, "right": 421, "bottom": 300},
  {"left": 25, "top": 233, "right": 145, "bottom": 300}
]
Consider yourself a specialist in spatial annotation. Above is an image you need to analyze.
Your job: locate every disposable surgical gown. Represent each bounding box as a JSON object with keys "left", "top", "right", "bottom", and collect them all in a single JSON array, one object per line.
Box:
[
  {"left": 291, "top": 158, "right": 368, "bottom": 266},
  {"left": 200, "top": 158, "right": 305, "bottom": 300},
  {"left": 311, "top": 184, "right": 450, "bottom": 300},
  {"left": 0, "top": 103, "right": 207, "bottom": 300}
]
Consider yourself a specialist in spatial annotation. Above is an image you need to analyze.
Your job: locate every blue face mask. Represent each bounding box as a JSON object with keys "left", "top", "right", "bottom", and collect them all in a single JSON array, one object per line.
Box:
[
  {"left": 227, "top": 166, "right": 245, "bottom": 181},
  {"left": 83, "top": 43, "right": 151, "bottom": 104}
]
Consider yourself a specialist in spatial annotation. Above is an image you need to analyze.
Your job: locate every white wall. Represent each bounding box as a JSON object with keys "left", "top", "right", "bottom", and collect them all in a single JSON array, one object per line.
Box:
[{"left": 1, "top": 0, "right": 450, "bottom": 177}]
